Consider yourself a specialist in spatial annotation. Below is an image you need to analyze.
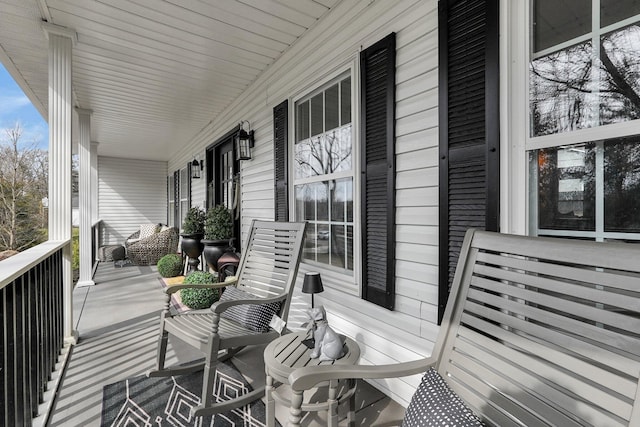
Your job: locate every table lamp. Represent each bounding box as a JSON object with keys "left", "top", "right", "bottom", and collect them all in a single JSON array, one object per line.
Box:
[{"left": 302, "top": 272, "right": 324, "bottom": 308}]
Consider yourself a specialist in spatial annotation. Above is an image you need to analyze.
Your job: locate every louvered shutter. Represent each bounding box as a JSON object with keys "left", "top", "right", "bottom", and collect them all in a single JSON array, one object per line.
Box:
[
  {"left": 187, "top": 162, "right": 192, "bottom": 208},
  {"left": 173, "top": 170, "right": 180, "bottom": 228},
  {"left": 438, "top": 0, "right": 500, "bottom": 323},
  {"left": 361, "top": 33, "right": 396, "bottom": 310},
  {"left": 273, "top": 100, "right": 289, "bottom": 222}
]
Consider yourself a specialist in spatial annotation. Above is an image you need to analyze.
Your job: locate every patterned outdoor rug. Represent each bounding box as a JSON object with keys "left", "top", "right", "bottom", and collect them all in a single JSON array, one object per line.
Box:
[{"left": 101, "top": 361, "right": 278, "bottom": 427}]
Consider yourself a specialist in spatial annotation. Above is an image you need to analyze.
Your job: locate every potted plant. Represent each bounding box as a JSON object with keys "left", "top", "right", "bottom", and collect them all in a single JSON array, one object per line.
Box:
[
  {"left": 202, "top": 204, "right": 233, "bottom": 272},
  {"left": 180, "top": 271, "right": 220, "bottom": 309},
  {"left": 180, "top": 207, "right": 205, "bottom": 272}
]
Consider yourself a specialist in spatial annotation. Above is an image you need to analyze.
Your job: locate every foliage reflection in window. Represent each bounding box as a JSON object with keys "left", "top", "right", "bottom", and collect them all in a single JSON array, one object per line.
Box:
[
  {"left": 294, "top": 74, "right": 353, "bottom": 272},
  {"left": 533, "top": 137, "right": 640, "bottom": 235},
  {"left": 530, "top": 1, "right": 640, "bottom": 136}
]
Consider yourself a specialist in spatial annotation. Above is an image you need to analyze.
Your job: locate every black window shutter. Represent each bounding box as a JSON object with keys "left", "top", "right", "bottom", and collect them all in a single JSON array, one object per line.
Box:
[
  {"left": 173, "top": 170, "right": 180, "bottom": 228},
  {"left": 187, "top": 162, "right": 192, "bottom": 208},
  {"left": 361, "top": 33, "right": 396, "bottom": 310},
  {"left": 273, "top": 100, "right": 289, "bottom": 222},
  {"left": 438, "top": 0, "right": 500, "bottom": 323}
]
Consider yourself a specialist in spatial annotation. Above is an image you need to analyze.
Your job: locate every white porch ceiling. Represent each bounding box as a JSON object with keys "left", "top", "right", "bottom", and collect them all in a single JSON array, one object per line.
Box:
[{"left": 0, "top": 0, "right": 340, "bottom": 161}]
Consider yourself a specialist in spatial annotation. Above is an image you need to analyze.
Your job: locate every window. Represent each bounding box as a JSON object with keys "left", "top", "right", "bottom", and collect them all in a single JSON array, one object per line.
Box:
[
  {"left": 179, "top": 167, "right": 189, "bottom": 228},
  {"left": 168, "top": 174, "right": 175, "bottom": 227},
  {"left": 529, "top": 1, "right": 640, "bottom": 241},
  {"left": 294, "top": 74, "right": 354, "bottom": 272}
]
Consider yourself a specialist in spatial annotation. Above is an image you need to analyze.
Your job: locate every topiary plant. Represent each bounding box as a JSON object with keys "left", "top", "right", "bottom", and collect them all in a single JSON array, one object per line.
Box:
[
  {"left": 157, "top": 254, "right": 183, "bottom": 278},
  {"left": 180, "top": 270, "right": 219, "bottom": 309},
  {"left": 204, "top": 205, "right": 233, "bottom": 240},
  {"left": 182, "top": 207, "right": 205, "bottom": 235}
]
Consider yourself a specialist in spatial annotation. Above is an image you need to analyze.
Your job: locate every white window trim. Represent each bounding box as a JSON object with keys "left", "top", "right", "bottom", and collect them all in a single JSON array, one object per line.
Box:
[{"left": 288, "top": 57, "right": 361, "bottom": 295}]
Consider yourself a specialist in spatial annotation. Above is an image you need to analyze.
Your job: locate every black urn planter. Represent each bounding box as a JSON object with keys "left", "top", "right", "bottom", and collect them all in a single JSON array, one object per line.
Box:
[
  {"left": 202, "top": 239, "right": 230, "bottom": 272},
  {"left": 180, "top": 233, "right": 204, "bottom": 273}
]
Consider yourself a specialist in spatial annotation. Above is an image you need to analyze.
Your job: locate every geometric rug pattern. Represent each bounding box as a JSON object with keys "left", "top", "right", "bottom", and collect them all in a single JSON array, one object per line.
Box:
[{"left": 101, "top": 361, "right": 277, "bottom": 427}]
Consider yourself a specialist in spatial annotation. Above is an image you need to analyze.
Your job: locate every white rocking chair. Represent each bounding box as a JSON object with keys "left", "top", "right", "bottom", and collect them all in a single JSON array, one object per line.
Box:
[{"left": 148, "top": 220, "right": 306, "bottom": 417}]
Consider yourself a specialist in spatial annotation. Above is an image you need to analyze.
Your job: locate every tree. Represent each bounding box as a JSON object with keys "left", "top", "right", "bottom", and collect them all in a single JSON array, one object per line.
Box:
[{"left": 0, "top": 123, "right": 48, "bottom": 251}]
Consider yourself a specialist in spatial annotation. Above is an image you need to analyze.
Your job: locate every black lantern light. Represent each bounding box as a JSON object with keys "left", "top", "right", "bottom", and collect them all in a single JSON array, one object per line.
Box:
[
  {"left": 191, "top": 157, "right": 202, "bottom": 179},
  {"left": 235, "top": 121, "right": 255, "bottom": 161},
  {"left": 302, "top": 272, "right": 324, "bottom": 308}
]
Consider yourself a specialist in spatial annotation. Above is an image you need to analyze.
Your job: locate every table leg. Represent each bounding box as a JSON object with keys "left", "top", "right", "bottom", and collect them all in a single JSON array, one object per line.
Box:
[
  {"left": 289, "top": 390, "right": 304, "bottom": 427},
  {"left": 347, "top": 379, "right": 356, "bottom": 427},
  {"left": 327, "top": 379, "right": 339, "bottom": 427},
  {"left": 266, "top": 374, "right": 275, "bottom": 427}
]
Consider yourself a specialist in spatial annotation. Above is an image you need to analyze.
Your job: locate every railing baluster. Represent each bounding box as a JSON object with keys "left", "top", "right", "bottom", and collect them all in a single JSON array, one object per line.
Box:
[
  {"left": 1, "top": 245, "right": 67, "bottom": 425},
  {"left": 1, "top": 287, "right": 6, "bottom": 425},
  {"left": 5, "top": 283, "right": 16, "bottom": 425}
]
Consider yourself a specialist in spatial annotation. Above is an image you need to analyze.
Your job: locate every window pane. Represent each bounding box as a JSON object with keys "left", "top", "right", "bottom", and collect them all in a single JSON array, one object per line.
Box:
[
  {"left": 295, "top": 183, "right": 328, "bottom": 221},
  {"left": 325, "top": 84, "right": 339, "bottom": 131},
  {"left": 599, "top": 25, "right": 640, "bottom": 125},
  {"left": 341, "top": 77, "right": 351, "bottom": 125},
  {"left": 533, "top": 0, "right": 591, "bottom": 53},
  {"left": 180, "top": 168, "right": 188, "bottom": 196},
  {"left": 535, "top": 144, "right": 596, "bottom": 231},
  {"left": 330, "top": 224, "right": 346, "bottom": 268},
  {"left": 331, "top": 178, "right": 353, "bottom": 222},
  {"left": 601, "top": 0, "right": 640, "bottom": 27},
  {"left": 530, "top": 41, "right": 596, "bottom": 136},
  {"left": 294, "top": 124, "right": 352, "bottom": 179},
  {"left": 605, "top": 138, "right": 640, "bottom": 232},
  {"left": 297, "top": 101, "right": 309, "bottom": 142},
  {"left": 311, "top": 93, "right": 324, "bottom": 137}
]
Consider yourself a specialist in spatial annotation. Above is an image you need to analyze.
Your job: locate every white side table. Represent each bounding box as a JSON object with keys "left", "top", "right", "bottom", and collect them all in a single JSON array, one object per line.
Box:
[{"left": 264, "top": 332, "right": 360, "bottom": 427}]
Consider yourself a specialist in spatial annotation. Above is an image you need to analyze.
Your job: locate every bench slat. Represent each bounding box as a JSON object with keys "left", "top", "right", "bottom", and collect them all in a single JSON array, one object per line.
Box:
[
  {"left": 470, "top": 274, "right": 640, "bottom": 348},
  {"left": 453, "top": 327, "right": 632, "bottom": 424},
  {"left": 465, "top": 290, "right": 640, "bottom": 377}
]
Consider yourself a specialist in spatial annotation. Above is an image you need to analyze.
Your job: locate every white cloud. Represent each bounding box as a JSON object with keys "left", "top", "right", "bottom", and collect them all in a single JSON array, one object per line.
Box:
[{"left": 0, "top": 93, "right": 32, "bottom": 116}]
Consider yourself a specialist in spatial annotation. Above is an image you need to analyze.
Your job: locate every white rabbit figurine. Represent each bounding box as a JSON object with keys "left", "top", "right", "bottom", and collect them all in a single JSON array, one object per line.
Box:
[{"left": 306, "top": 306, "right": 346, "bottom": 361}]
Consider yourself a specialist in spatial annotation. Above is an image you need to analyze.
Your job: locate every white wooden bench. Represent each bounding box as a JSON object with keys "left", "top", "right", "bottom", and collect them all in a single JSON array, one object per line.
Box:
[{"left": 289, "top": 229, "right": 640, "bottom": 426}]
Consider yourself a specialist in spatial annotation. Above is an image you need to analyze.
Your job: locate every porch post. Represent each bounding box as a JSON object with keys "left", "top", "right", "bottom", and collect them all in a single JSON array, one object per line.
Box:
[
  {"left": 43, "top": 22, "right": 79, "bottom": 344},
  {"left": 91, "top": 141, "right": 99, "bottom": 223},
  {"left": 76, "top": 108, "right": 95, "bottom": 287}
]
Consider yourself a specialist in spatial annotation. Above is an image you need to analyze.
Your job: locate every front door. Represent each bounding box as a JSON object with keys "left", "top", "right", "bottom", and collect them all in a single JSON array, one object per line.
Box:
[{"left": 206, "top": 132, "right": 241, "bottom": 249}]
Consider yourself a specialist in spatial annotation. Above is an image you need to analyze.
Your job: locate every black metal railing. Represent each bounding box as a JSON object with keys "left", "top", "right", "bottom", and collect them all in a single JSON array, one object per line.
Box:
[{"left": 0, "top": 242, "right": 66, "bottom": 426}]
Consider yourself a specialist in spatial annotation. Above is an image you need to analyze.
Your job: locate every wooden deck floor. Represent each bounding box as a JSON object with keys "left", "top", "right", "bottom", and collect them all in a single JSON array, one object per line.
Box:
[{"left": 47, "top": 262, "right": 405, "bottom": 426}]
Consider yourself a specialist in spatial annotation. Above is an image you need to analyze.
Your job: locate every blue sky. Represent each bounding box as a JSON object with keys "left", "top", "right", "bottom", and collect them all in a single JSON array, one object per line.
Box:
[{"left": 0, "top": 63, "right": 48, "bottom": 150}]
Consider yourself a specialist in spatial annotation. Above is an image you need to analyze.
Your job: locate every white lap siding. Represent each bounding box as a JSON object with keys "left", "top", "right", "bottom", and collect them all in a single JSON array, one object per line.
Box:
[
  {"left": 98, "top": 156, "right": 168, "bottom": 245},
  {"left": 168, "top": 0, "right": 438, "bottom": 406}
]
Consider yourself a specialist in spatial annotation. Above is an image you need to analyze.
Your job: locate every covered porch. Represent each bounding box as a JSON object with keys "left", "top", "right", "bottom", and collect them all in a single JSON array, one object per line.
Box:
[{"left": 48, "top": 262, "right": 404, "bottom": 426}]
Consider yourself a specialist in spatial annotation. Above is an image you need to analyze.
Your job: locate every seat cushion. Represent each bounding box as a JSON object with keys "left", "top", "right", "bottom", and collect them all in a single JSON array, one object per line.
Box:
[
  {"left": 139, "top": 223, "right": 159, "bottom": 239},
  {"left": 218, "top": 287, "right": 281, "bottom": 332},
  {"left": 402, "top": 368, "right": 484, "bottom": 427}
]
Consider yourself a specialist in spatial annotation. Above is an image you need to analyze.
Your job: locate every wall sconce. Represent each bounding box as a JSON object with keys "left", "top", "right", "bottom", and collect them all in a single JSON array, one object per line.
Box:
[
  {"left": 235, "top": 120, "right": 255, "bottom": 161},
  {"left": 191, "top": 157, "right": 202, "bottom": 179}
]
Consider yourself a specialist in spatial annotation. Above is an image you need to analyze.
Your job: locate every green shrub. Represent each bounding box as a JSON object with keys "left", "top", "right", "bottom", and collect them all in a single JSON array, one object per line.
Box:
[
  {"left": 204, "top": 205, "right": 233, "bottom": 240},
  {"left": 72, "top": 227, "right": 80, "bottom": 270},
  {"left": 157, "top": 254, "right": 183, "bottom": 278},
  {"left": 180, "top": 271, "right": 219, "bottom": 309},
  {"left": 182, "top": 207, "right": 205, "bottom": 235}
]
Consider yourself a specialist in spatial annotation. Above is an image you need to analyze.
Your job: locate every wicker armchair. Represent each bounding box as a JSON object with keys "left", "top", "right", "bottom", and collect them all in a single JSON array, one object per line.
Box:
[{"left": 125, "top": 226, "right": 179, "bottom": 266}]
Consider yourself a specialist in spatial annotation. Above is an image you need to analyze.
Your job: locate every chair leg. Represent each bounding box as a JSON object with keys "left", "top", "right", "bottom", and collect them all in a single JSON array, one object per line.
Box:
[
  {"left": 201, "top": 337, "right": 221, "bottom": 409},
  {"left": 156, "top": 330, "right": 168, "bottom": 371}
]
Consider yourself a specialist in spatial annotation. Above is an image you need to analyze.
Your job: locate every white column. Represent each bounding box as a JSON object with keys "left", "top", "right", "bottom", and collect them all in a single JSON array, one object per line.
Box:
[
  {"left": 43, "top": 22, "right": 78, "bottom": 344},
  {"left": 91, "top": 141, "right": 100, "bottom": 263},
  {"left": 76, "top": 108, "right": 94, "bottom": 287},
  {"left": 91, "top": 142, "right": 99, "bottom": 223}
]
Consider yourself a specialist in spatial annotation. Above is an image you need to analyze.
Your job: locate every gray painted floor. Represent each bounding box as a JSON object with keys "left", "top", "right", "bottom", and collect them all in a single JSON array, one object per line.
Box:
[{"left": 48, "top": 262, "right": 406, "bottom": 426}]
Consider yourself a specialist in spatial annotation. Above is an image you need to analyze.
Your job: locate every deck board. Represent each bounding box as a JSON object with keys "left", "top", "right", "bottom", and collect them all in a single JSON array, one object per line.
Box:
[{"left": 47, "top": 262, "right": 404, "bottom": 426}]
